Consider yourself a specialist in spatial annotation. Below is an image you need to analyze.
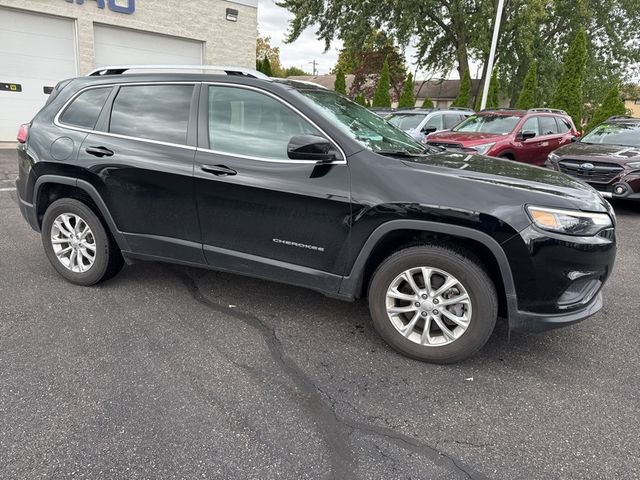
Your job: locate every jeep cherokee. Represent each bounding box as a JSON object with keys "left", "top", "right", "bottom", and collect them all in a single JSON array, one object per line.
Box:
[{"left": 15, "top": 65, "right": 616, "bottom": 363}]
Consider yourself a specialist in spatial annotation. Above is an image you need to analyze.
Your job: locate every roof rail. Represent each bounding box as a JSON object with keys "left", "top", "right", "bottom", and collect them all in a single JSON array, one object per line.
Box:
[
  {"left": 607, "top": 114, "right": 635, "bottom": 121},
  {"left": 87, "top": 64, "right": 271, "bottom": 80},
  {"left": 528, "top": 108, "right": 567, "bottom": 114},
  {"left": 449, "top": 107, "right": 474, "bottom": 112},
  {"left": 480, "top": 107, "right": 519, "bottom": 112}
]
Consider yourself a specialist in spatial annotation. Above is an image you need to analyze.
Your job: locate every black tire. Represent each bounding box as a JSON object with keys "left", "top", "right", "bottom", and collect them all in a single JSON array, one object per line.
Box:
[
  {"left": 368, "top": 245, "right": 497, "bottom": 364},
  {"left": 41, "top": 198, "right": 123, "bottom": 286}
]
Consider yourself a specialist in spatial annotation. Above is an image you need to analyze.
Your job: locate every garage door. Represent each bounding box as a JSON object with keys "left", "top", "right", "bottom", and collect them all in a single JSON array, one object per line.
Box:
[
  {"left": 0, "top": 9, "right": 77, "bottom": 142},
  {"left": 94, "top": 25, "right": 203, "bottom": 67}
]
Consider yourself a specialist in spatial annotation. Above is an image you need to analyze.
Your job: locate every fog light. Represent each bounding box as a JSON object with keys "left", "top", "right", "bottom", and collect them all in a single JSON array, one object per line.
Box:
[{"left": 614, "top": 184, "right": 627, "bottom": 195}]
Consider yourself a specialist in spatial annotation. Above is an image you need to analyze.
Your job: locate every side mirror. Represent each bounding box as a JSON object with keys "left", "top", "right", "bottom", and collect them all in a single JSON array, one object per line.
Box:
[
  {"left": 421, "top": 126, "right": 437, "bottom": 134},
  {"left": 287, "top": 135, "right": 338, "bottom": 162},
  {"left": 520, "top": 130, "right": 537, "bottom": 141},
  {"left": 570, "top": 136, "right": 579, "bottom": 143}
]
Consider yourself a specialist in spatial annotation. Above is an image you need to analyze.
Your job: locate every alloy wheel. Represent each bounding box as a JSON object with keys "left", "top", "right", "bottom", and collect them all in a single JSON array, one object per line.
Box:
[{"left": 50, "top": 213, "right": 96, "bottom": 273}]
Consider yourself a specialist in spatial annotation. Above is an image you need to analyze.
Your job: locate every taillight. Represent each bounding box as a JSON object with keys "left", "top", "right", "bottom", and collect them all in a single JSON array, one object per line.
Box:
[{"left": 17, "top": 124, "right": 29, "bottom": 144}]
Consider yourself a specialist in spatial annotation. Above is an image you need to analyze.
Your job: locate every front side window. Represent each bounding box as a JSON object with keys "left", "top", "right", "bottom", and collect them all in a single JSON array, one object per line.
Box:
[
  {"left": 296, "top": 89, "right": 426, "bottom": 154},
  {"left": 581, "top": 122, "right": 640, "bottom": 147},
  {"left": 208, "top": 86, "right": 321, "bottom": 159},
  {"left": 424, "top": 114, "right": 442, "bottom": 130},
  {"left": 521, "top": 117, "right": 540, "bottom": 136},
  {"left": 109, "top": 84, "right": 194, "bottom": 144},
  {"left": 59, "top": 87, "right": 111, "bottom": 129},
  {"left": 387, "top": 113, "right": 428, "bottom": 131},
  {"left": 452, "top": 114, "right": 521, "bottom": 134}
]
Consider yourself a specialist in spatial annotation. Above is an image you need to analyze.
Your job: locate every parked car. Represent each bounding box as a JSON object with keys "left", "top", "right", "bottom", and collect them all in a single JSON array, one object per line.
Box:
[
  {"left": 16, "top": 65, "right": 615, "bottom": 363},
  {"left": 426, "top": 108, "right": 579, "bottom": 165},
  {"left": 386, "top": 108, "right": 473, "bottom": 142},
  {"left": 369, "top": 107, "right": 396, "bottom": 117},
  {"left": 546, "top": 116, "right": 640, "bottom": 201}
]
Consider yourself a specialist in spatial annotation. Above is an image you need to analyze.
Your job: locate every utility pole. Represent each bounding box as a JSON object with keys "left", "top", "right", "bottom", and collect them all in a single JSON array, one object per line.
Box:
[
  {"left": 309, "top": 60, "right": 318, "bottom": 76},
  {"left": 480, "top": 0, "right": 504, "bottom": 110}
]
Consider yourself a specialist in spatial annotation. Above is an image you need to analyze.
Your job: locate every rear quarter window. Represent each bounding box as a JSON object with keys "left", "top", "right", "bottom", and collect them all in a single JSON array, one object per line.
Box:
[{"left": 59, "top": 87, "right": 112, "bottom": 129}]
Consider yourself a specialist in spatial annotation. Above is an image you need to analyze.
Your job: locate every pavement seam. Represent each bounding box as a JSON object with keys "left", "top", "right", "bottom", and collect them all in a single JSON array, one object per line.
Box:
[{"left": 171, "top": 267, "right": 489, "bottom": 480}]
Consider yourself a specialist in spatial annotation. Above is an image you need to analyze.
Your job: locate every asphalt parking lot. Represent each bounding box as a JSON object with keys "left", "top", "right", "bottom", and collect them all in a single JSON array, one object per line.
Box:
[{"left": 1, "top": 149, "right": 638, "bottom": 480}]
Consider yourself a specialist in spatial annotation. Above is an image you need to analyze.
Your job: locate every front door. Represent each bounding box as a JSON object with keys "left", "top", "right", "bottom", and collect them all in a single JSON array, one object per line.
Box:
[{"left": 194, "top": 84, "right": 351, "bottom": 291}]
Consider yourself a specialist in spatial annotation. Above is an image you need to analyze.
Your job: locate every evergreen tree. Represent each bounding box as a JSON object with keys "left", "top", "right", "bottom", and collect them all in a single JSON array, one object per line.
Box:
[
  {"left": 585, "top": 83, "right": 627, "bottom": 132},
  {"left": 516, "top": 60, "right": 537, "bottom": 109},
  {"left": 256, "top": 57, "right": 263, "bottom": 73},
  {"left": 371, "top": 59, "right": 392, "bottom": 107},
  {"left": 261, "top": 57, "right": 274, "bottom": 77},
  {"left": 355, "top": 93, "right": 367, "bottom": 106},
  {"left": 421, "top": 97, "right": 435, "bottom": 108},
  {"left": 487, "top": 71, "right": 500, "bottom": 109},
  {"left": 551, "top": 28, "right": 588, "bottom": 129},
  {"left": 397, "top": 73, "right": 416, "bottom": 108},
  {"left": 334, "top": 68, "right": 347, "bottom": 94},
  {"left": 451, "top": 69, "right": 471, "bottom": 108}
]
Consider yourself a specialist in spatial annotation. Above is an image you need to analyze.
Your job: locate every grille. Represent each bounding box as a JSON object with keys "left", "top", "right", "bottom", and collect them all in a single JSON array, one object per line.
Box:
[
  {"left": 558, "top": 159, "right": 623, "bottom": 184},
  {"left": 427, "top": 141, "right": 463, "bottom": 149}
]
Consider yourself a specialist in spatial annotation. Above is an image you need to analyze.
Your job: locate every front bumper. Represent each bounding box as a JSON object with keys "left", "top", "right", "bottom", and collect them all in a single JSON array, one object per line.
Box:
[
  {"left": 502, "top": 223, "right": 616, "bottom": 332},
  {"left": 509, "top": 291, "right": 603, "bottom": 332}
]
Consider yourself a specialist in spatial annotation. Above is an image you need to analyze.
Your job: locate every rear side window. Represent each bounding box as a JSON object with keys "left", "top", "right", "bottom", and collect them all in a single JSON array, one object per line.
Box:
[
  {"left": 539, "top": 116, "right": 559, "bottom": 135},
  {"left": 109, "top": 84, "right": 194, "bottom": 144},
  {"left": 59, "top": 87, "right": 111, "bottom": 129}
]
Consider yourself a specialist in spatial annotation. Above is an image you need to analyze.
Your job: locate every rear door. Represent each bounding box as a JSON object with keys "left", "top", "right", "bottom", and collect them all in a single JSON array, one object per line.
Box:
[
  {"left": 194, "top": 84, "right": 351, "bottom": 291},
  {"left": 75, "top": 82, "right": 202, "bottom": 263}
]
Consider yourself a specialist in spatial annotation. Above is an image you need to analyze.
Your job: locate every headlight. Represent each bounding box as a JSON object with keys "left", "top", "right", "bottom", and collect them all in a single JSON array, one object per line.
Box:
[
  {"left": 526, "top": 206, "right": 612, "bottom": 236},
  {"left": 548, "top": 152, "right": 559, "bottom": 162},
  {"left": 627, "top": 161, "right": 640, "bottom": 169},
  {"left": 472, "top": 142, "right": 495, "bottom": 155}
]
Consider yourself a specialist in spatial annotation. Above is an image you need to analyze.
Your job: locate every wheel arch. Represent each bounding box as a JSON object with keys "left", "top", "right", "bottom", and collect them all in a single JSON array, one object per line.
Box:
[
  {"left": 33, "top": 175, "right": 129, "bottom": 251},
  {"left": 339, "top": 220, "right": 517, "bottom": 318}
]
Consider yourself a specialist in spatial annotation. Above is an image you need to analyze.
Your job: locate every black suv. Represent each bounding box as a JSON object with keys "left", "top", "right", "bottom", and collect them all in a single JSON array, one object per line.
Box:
[
  {"left": 16, "top": 66, "right": 616, "bottom": 363},
  {"left": 546, "top": 116, "right": 640, "bottom": 200}
]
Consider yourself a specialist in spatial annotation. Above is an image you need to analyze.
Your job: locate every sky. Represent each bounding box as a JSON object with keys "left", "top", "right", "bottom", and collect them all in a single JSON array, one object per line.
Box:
[{"left": 256, "top": 0, "right": 342, "bottom": 75}]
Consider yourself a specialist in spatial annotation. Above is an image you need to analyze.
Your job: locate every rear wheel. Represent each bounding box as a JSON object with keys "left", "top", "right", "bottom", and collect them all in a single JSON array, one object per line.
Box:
[
  {"left": 368, "top": 245, "right": 497, "bottom": 363},
  {"left": 41, "top": 198, "right": 123, "bottom": 285}
]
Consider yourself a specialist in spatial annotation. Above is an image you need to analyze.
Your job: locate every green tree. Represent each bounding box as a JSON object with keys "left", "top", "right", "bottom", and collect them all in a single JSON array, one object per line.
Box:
[
  {"left": 551, "top": 28, "right": 588, "bottom": 128},
  {"left": 354, "top": 93, "right": 367, "bottom": 106},
  {"left": 475, "top": 70, "right": 501, "bottom": 110},
  {"left": 398, "top": 73, "right": 416, "bottom": 108},
  {"left": 256, "top": 35, "right": 283, "bottom": 77},
  {"left": 256, "top": 57, "right": 263, "bottom": 72},
  {"left": 334, "top": 68, "right": 347, "bottom": 94},
  {"left": 451, "top": 70, "right": 471, "bottom": 108},
  {"left": 371, "top": 59, "right": 392, "bottom": 107},
  {"left": 421, "top": 97, "right": 435, "bottom": 108},
  {"left": 515, "top": 60, "right": 537, "bottom": 109},
  {"left": 585, "top": 84, "right": 627, "bottom": 132},
  {"left": 260, "top": 57, "right": 274, "bottom": 77},
  {"left": 283, "top": 66, "right": 310, "bottom": 76}
]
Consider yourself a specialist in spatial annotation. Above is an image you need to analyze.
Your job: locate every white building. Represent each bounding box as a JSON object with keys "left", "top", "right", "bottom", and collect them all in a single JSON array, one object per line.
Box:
[{"left": 0, "top": 0, "right": 258, "bottom": 141}]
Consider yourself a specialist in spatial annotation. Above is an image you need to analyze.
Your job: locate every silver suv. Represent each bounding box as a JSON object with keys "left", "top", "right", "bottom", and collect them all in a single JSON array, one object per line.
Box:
[{"left": 386, "top": 108, "right": 474, "bottom": 142}]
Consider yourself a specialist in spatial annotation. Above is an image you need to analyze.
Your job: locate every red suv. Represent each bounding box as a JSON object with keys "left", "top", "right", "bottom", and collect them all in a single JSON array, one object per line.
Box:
[{"left": 426, "top": 108, "right": 579, "bottom": 165}]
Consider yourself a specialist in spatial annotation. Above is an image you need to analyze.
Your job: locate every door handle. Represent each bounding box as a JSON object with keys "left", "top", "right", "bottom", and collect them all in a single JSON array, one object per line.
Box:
[
  {"left": 85, "top": 146, "right": 114, "bottom": 157},
  {"left": 201, "top": 164, "right": 237, "bottom": 176}
]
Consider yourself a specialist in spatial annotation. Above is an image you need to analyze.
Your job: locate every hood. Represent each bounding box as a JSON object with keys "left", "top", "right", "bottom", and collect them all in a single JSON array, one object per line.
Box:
[
  {"left": 554, "top": 141, "right": 640, "bottom": 163},
  {"left": 427, "top": 130, "right": 507, "bottom": 145},
  {"left": 401, "top": 150, "right": 608, "bottom": 212}
]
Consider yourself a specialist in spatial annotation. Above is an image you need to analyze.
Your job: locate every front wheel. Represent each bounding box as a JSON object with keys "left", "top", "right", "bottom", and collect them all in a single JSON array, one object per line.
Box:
[{"left": 368, "top": 245, "right": 497, "bottom": 363}]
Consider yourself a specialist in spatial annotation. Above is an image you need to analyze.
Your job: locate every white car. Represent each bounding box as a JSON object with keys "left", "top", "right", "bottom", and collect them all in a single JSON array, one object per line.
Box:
[{"left": 386, "top": 108, "right": 474, "bottom": 142}]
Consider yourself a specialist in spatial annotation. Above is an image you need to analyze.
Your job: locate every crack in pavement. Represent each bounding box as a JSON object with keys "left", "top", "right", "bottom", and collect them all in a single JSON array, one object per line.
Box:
[{"left": 172, "top": 268, "right": 489, "bottom": 480}]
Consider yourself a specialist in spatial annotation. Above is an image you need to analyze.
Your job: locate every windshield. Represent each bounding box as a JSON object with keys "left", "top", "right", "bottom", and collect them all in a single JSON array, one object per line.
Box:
[
  {"left": 453, "top": 114, "right": 521, "bottom": 134},
  {"left": 387, "top": 113, "right": 428, "bottom": 131},
  {"left": 296, "top": 89, "right": 426, "bottom": 154},
  {"left": 581, "top": 122, "right": 640, "bottom": 147}
]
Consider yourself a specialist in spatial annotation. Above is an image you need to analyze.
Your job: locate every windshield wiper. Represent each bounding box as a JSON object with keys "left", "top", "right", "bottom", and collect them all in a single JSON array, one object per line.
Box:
[{"left": 377, "top": 150, "right": 422, "bottom": 157}]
